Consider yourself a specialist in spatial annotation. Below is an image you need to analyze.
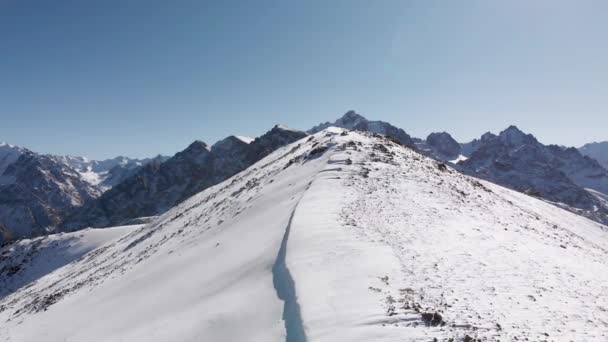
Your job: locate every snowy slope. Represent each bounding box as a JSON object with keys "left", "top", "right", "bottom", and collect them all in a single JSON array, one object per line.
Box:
[
  {"left": 0, "top": 225, "right": 139, "bottom": 300},
  {"left": 1, "top": 129, "right": 607, "bottom": 341}
]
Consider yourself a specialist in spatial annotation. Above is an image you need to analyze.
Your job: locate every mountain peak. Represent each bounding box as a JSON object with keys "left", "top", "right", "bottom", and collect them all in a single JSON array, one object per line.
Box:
[
  {"left": 425, "top": 132, "right": 461, "bottom": 158},
  {"left": 503, "top": 125, "right": 523, "bottom": 133},
  {"left": 271, "top": 124, "right": 300, "bottom": 133},
  {"left": 185, "top": 140, "right": 209, "bottom": 151},
  {"left": 341, "top": 110, "right": 366, "bottom": 121},
  {"left": 337, "top": 110, "right": 367, "bottom": 126},
  {"left": 308, "top": 111, "right": 414, "bottom": 146},
  {"left": 211, "top": 135, "right": 250, "bottom": 152},
  {"left": 498, "top": 125, "right": 537, "bottom": 146},
  {"left": 178, "top": 140, "right": 211, "bottom": 164}
]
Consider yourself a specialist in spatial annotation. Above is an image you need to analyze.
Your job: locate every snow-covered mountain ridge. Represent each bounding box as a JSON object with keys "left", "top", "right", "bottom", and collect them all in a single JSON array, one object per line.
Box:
[
  {"left": 309, "top": 110, "right": 415, "bottom": 147},
  {"left": 61, "top": 125, "right": 307, "bottom": 230},
  {"left": 1, "top": 128, "right": 607, "bottom": 341},
  {"left": 309, "top": 112, "right": 608, "bottom": 225}
]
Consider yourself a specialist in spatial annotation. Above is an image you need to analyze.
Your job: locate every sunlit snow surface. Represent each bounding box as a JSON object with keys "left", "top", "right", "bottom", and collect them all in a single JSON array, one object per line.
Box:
[{"left": 1, "top": 128, "right": 607, "bottom": 341}]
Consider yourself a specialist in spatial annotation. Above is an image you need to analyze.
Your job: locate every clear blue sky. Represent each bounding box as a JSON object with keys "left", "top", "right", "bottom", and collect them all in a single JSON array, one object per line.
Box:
[{"left": 1, "top": 0, "right": 606, "bottom": 159}]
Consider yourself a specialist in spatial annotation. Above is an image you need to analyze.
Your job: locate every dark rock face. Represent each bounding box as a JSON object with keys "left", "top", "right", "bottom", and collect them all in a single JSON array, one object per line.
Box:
[
  {"left": 63, "top": 125, "right": 308, "bottom": 230},
  {"left": 459, "top": 126, "right": 608, "bottom": 224},
  {"left": 461, "top": 132, "right": 497, "bottom": 157},
  {"left": 0, "top": 152, "right": 100, "bottom": 242},
  {"left": 309, "top": 111, "right": 415, "bottom": 147},
  {"left": 426, "top": 132, "right": 461, "bottom": 159}
]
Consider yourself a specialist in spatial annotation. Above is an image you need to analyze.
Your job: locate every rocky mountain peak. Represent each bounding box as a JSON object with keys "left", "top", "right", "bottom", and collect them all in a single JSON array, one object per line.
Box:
[
  {"left": 498, "top": 125, "right": 537, "bottom": 146},
  {"left": 340, "top": 110, "right": 366, "bottom": 125},
  {"left": 211, "top": 136, "right": 249, "bottom": 153},
  {"left": 426, "top": 132, "right": 461, "bottom": 159},
  {"left": 480, "top": 132, "right": 497, "bottom": 141},
  {"left": 176, "top": 140, "right": 211, "bottom": 165},
  {"left": 185, "top": 140, "right": 209, "bottom": 152},
  {"left": 0, "top": 142, "right": 27, "bottom": 176},
  {"left": 460, "top": 126, "right": 608, "bottom": 225},
  {"left": 309, "top": 111, "right": 415, "bottom": 147}
]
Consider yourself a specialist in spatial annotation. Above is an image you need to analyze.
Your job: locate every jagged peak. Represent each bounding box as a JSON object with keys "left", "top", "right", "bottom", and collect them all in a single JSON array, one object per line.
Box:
[
  {"left": 183, "top": 140, "right": 210, "bottom": 154},
  {"left": 211, "top": 135, "right": 250, "bottom": 151},
  {"left": 501, "top": 125, "right": 524, "bottom": 134},
  {"left": 337, "top": 110, "right": 367, "bottom": 126},
  {"left": 341, "top": 110, "right": 367, "bottom": 122},
  {"left": 271, "top": 124, "right": 301, "bottom": 133},
  {"left": 498, "top": 125, "right": 537, "bottom": 146},
  {"left": 235, "top": 136, "right": 255, "bottom": 144},
  {"left": 480, "top": 132, "right": 497, "bottom": 141},
  {"left": 426, "top": 131, "right": 455, "bottom": 141},
  {"left": 0, "top": 141, "right": 26, "bottom": 151}
]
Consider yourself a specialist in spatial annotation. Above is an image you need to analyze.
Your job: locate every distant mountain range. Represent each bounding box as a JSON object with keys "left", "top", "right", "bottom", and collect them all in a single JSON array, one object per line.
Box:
[
  {"left": 310, "top": 112, "right": 608, "bottom": 225},
  {"left": 62, "top": 125, "right": 306, "bottom": 230},
  {"left": 457, "top": 126, "right": 608, "bottom": 224},
  {"left": 0, "top": 112, "right": 606, "bottom": 243},
  {"left": 0, "top": 144, "right": 165, "bottom": 242}
]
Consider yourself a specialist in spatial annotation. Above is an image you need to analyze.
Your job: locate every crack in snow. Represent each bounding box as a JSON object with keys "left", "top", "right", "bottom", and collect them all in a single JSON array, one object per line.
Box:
[{"left": 272, "top": 183, "right": 310, "bottom": 342}]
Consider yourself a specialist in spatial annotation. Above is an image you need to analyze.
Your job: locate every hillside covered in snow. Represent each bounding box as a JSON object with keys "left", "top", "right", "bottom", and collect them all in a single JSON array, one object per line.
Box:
[{"left": 1, "top": 128, "right": 607, "bottom": 341}]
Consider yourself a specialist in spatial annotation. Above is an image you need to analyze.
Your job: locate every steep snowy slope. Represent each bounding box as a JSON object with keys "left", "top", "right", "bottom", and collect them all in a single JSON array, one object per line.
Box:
[
  {"left": 0, "top": 225, "right": 139, "bottom": 300},
  {"left": 1, "top": 129, "right": 607, "bottom": 341}
]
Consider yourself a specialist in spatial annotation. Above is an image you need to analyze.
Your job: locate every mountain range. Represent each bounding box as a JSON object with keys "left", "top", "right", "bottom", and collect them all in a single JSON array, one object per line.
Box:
[
  {"left": 62, "top": 125, "right": 306, "bottom": 230},
  {"left": 1, "top": 128, "right": 606, "bottom": 341},
  {"left": 1, "top": 112, "right": 607, "bottom": 244},
  {"left": 0, "top": 144, "right": 164, "bottom": 242}
]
